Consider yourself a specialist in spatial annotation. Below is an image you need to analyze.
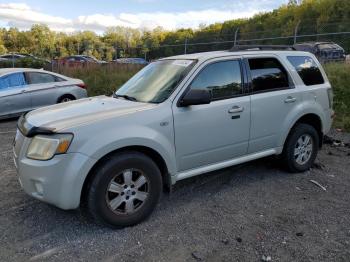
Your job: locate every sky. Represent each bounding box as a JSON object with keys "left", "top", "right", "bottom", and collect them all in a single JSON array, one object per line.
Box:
[{"left": 0, "top": 0, "right": 288, "bottom": 33}]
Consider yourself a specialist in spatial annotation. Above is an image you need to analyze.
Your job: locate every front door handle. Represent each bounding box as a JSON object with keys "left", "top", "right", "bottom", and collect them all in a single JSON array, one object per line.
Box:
[
  {"left": 284, "top": 96, "right": 296, "bottom": 103},
  {"left": 228, "top": 106, "right": 244, "bottom": 114}
]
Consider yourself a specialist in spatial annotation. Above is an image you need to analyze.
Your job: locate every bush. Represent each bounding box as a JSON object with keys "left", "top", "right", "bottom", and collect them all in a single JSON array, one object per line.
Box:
[
  {"left": 324, "top": 63, "right": 350, "bottom": 131},
  {"left": 54, "top": 63, "right": 144, "bottom": 97},
  {"left": 0, "top": 58, "right": 48, "bottom": 69}
]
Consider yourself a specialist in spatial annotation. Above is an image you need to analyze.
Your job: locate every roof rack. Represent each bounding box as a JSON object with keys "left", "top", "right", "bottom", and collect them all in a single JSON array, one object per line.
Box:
[{"left": 230, "top": 45, "right": 296, "bottom": 52}]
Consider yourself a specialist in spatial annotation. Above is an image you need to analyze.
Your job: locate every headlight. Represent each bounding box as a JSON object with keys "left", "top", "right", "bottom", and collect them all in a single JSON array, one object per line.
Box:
[{"left": 26, "top": 134, "right": 73, "bottom": 160}]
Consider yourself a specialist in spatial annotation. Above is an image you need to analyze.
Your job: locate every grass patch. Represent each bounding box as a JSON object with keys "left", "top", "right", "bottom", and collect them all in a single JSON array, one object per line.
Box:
[
  {"left": 55, "top": 63, "right": 144, "bottom": 97},
  {"left": 324, "top": 63, "right": 350, "bottom": 131}
]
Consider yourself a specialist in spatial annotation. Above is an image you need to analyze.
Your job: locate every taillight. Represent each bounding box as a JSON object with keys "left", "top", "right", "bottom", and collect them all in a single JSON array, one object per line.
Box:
[
  {"left": 327, "top": 88, "right": 334, "bottom": 109},
  {"left": 77, "top": 83, "right": 87, "bottom": 89}
]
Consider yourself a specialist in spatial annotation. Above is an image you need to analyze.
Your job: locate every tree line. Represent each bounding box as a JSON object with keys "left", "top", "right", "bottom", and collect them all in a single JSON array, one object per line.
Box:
[{"left": 0, "top": 0, "right": 349, "bottom": 61}]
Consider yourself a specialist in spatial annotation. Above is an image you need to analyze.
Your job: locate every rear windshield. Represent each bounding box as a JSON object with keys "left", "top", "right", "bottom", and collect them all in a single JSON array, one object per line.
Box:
[
  {"left": 317, "top": 43, "right": 342, "bottom": 50},
  {"left": 287, "top": 56, "right": 324, "bottom": 86}
]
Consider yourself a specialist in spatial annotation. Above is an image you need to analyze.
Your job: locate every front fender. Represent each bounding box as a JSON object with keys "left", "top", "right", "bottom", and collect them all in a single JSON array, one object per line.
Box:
[{"left": 71, "top": 124, "right": 176, "bottom": 176}]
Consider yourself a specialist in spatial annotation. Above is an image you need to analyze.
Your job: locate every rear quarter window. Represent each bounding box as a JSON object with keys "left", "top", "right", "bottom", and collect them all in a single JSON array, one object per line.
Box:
[{"left": 287, "top": 56, "right": 324, "bottom": 86}]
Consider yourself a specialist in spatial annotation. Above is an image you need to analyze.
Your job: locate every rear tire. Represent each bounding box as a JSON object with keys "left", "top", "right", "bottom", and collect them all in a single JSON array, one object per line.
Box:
[
  {"left": 87, "top": 151, "right": 162, "bottom": 228},
  {"left": 282, "top": 123, "right": 319, "bottom": 173},
  {"left": 58, "top": 95, "right": 75, "bottom": 103}
]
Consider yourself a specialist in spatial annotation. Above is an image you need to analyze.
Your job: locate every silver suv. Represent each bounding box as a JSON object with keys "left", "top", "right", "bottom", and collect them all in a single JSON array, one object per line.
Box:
[{"left": 14, "top": 47, "right": 334, "bottom": 227}]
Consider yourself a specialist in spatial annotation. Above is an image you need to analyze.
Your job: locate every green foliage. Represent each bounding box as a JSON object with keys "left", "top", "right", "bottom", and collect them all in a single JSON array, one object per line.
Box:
[
  {"left": 56, "top": 64, "right": 143, "bottom": 97},
  {"left": 0, "top": 0, "right": 349, "bottom": 61},
  {"left": 324, "top": 63, "right": 350, "bottom": 131},
  {"left": 0, "top": 57, "right": 48, "bottom": 69}
]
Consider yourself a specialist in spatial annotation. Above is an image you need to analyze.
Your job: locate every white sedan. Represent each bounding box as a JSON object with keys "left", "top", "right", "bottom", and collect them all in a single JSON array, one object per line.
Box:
[{"left": 0, "top": 68, "right": 87, "bottom": 119}]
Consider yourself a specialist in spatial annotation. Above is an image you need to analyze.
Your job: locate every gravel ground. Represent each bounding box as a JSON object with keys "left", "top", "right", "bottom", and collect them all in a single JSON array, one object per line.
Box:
[{"left": 0, "top": 119, "right": 349, "bottom": 262}]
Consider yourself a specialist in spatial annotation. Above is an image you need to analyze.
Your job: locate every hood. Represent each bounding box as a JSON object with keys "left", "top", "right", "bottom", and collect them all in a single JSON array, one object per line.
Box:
[{"left": 25, "top": 96, "right": 156, "bottom": 132}]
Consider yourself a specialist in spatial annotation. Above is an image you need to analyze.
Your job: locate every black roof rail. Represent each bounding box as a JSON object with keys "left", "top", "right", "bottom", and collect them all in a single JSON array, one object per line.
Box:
[{"left": 230, "top": 45, "right": 296, "bottom": 52}]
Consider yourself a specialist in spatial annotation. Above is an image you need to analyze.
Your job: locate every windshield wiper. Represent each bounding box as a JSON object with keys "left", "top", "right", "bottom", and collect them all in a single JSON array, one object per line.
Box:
[{"left": 114, "top": 94, "right": 138, "bottom": 102}]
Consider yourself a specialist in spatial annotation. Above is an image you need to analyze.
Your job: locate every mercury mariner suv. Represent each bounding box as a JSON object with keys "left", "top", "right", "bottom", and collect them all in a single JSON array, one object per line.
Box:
[{"left": 13, "top": 46, "right": 334, "bottom": 227}]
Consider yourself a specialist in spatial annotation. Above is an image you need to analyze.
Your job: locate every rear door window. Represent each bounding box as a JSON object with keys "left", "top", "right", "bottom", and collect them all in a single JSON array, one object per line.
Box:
[
  {"left": 287, "top": 56, "right": 324, "bottom": 86},
  {"left": 26, "top": 72, "right": 56, "bottom": 84},
  {"left": 0, "top": 73, "right": 26, "bottom": 91},
  {"left": 247, "top": 57, "right": 290, "bottom": 93}
]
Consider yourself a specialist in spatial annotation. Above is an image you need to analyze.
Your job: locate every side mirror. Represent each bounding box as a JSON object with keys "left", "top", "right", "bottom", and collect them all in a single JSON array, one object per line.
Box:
[{"left": 179, "top": 89, "right": 212, "bottom": 107}]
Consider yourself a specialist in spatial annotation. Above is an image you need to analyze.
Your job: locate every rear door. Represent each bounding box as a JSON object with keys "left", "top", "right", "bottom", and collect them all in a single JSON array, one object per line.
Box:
[
  {"left": 25, "top": 72, "right": 61, "bottom": 108},
  {"left": 245, "top": 55, "right": 302, "bottom": 153},
  {"left": 172, "top": 57, "right": 251, "bottom": 172},
  {"left": 0, "top": 72, "right": 31, "bottom": 117}
]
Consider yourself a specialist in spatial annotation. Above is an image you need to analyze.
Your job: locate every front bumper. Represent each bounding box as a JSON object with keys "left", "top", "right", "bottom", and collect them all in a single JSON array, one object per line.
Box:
[{"left": 14, "top": 140, "right": 94, "bottom": 210}]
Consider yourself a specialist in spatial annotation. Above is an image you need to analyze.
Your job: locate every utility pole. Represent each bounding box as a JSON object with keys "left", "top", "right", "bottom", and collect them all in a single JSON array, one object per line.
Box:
[
  {"left": 234, "top": 28, "right": 239, "bottom": 46},
  {"left": 294, "top": 21, "right": 301, "bottom": 45},
  {"left": 184, "top": 38, "right": 188, "bottom": 54}
]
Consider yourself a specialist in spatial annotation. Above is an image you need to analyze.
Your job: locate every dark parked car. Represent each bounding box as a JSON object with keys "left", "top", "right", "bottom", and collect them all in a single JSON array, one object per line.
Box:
[
  {"left": 113, "top": 58, "right": 148, "bottom": 65},
  {"left": 293, "top": 42, "right": 346, "bottom": 63},
  {"left": 0, "top": 54, "right": 26, "bottom": 61},
  {"left": 60, "top": 55, "right": 106, "bottom": 65},
  {"left": 18, "top": 53, "right": 51, "bottom": 64},
  {"left": 0, "top": 54, "right": 50, "bottom": 68}
]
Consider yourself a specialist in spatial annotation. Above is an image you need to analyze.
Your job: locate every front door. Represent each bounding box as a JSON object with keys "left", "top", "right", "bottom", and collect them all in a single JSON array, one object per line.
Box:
[
  {"left": 0, "top": 72, "right": 31, "bottom": 117},
  {"left": 172, "top": 58, "right": 251, "bottom": 172}
]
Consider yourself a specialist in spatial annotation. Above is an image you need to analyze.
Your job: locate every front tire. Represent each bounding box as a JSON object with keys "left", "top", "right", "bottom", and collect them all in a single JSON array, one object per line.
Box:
[
  {"left": 87, "top": 151, "right": 162, "bottom": 228},
  {"left": 282, "top": 123, "right": 319, "bottom": 173}
]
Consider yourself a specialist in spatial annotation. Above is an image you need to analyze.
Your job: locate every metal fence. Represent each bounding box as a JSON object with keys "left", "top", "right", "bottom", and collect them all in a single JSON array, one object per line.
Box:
[
  {"left": 1, "top": 19, "right": 350, "bottom": 67},
  {"left": 139, "top": 20, "right": 350, "bottom": 59}
]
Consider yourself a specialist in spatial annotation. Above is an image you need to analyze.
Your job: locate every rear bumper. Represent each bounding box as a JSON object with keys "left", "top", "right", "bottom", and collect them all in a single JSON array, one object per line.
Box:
[
  {"left": 72, "top": 87, "right": 88, "bottom": 100},
  {"left": 324, "top": 108, "right": 333, "bottom": 135},
  {"left": 15, "top": 152, "right": 94, "bottom": 210}
]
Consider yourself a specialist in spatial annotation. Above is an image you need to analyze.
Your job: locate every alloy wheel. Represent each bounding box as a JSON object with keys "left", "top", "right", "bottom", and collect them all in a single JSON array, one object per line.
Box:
[
  {"left": 294, "top": 134, "right": 313, "bottom": 165},
  {"left": 105, "top": 169, "right": 149, "bottom": 215}
]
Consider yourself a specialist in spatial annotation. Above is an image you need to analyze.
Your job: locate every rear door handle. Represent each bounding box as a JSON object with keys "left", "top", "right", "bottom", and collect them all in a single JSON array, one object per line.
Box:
[
  {"left": 284, "top": 96, "right": 296, "bottom": 103},
  {"left": 228, "top": 106, "right": 244, "bottom": 114}
]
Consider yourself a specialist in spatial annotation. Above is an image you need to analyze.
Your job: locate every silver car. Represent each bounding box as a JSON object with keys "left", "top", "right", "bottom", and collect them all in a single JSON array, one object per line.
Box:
[{"left": 0, "top": 68, "right": 87, "bottom": 119}]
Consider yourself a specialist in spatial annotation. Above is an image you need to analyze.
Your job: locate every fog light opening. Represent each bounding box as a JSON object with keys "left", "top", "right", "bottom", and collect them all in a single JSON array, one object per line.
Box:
[{"left": 34, "top": 181, "right": 44, "bottom": 196}]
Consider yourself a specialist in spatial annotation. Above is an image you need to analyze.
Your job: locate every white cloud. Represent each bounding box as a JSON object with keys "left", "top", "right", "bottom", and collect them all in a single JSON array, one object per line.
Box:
[
  {"left": 0, "top": 2, "right": 261, "bottom": 32},
  {"left": 0, "top": 3, "right": 31, "bottom": 10},
  {"left": 0, "top": 3, "right": 71, "bottom": 31}
]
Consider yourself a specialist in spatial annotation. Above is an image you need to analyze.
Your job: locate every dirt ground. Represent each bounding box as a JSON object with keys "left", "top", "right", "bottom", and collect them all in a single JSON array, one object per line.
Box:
[{"left": 0, "top": 119, "right": 349, "bottom": 262}]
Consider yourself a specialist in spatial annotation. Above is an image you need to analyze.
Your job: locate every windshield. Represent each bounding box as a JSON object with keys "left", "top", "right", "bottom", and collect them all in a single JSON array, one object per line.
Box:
[{"left": 115, "top": 59, "right": 195, "bottom": 103}]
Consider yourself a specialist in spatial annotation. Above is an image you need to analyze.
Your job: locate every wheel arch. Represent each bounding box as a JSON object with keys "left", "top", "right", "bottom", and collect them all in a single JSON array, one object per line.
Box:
[
  {"left": 80, "top": 145, "right": 171, "bottom": 205},
  {"left": 283, "top": 113, "right": 323, "bottom": 149},
  {"left": 57, "top": 93, "right": 76, "bottom": 103}
]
